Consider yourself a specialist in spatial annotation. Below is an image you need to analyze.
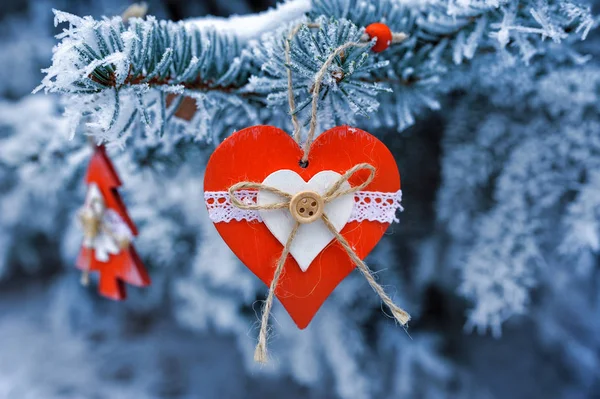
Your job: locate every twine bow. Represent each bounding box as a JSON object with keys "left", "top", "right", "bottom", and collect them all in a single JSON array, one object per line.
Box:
[{"left": 229, "top": 163, "right": 411, "bottom": 364}]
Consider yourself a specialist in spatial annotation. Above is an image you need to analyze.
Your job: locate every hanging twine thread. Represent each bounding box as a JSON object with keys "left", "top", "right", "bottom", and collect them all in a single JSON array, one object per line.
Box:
[
  {"left": 287, "top": 23, "right": 320, "bottom": 143},
  {"left": 285, "top": 22, "right": 407, "bottom": 162},
  {"left": 230, "top": 22, "right": 410, "bottom": 364}
]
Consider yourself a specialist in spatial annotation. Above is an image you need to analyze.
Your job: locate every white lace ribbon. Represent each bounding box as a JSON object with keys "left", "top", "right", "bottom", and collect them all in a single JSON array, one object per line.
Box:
[{"left": 205, "top": 189, "right": 403, "bottom": 224}]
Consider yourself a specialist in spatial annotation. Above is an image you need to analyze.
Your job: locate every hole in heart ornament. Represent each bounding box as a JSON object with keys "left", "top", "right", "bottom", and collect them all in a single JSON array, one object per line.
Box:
[{"left": 204, "top": 125, "right": 407, "bottom": 331}]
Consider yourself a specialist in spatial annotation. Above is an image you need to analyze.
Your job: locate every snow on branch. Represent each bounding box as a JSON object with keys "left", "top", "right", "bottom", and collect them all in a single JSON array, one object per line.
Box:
[
  {"left": 186, "top": 0, "right": 312, "bottom": 41},
  {"left": 36, "top": 0, "right": 596, "bottom": 144}
]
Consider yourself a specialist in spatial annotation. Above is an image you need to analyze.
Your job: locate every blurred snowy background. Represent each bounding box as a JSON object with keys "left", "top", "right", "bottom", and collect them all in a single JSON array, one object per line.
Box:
[{"left": 0, "top": 0, "right": 599, "bottom": 398}]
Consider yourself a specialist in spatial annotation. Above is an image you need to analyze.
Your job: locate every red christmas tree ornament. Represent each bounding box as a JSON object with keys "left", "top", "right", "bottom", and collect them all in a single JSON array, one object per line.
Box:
[
  {"left": 365, "top": 22, "right": 393, "bottom": 52},
  {"left": 76, "top": 145, "right": 150, "bottom": 300}
]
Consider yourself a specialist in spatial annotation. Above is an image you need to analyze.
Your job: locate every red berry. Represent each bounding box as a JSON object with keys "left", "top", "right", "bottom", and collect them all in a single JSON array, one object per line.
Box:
[{"left": 365, "top": 23, "right": 393, "bottom": 53}]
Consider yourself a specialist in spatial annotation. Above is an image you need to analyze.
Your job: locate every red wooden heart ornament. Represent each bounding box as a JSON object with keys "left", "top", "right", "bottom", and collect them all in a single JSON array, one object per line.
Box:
[{"left": 204, "top": 125, "right": 400, "bottom": 329}]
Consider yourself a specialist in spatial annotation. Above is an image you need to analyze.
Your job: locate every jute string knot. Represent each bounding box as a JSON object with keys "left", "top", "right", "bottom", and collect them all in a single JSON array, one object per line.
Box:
[{"left": 228, "top": 163, "right": 410, "bottom": 364}]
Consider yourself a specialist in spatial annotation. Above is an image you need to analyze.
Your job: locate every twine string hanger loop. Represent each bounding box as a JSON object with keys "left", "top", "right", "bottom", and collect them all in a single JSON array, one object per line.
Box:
[{"left": 285, "top": 22, "right": 407, "bottom": 163}]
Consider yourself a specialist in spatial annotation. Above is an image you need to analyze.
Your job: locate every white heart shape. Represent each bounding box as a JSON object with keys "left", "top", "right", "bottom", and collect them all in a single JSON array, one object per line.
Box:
[{"left": 257, "top": 170, "right": 354, "bottom": 272}]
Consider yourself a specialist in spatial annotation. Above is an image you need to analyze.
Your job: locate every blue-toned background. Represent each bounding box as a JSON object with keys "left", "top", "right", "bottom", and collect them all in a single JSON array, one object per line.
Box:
[{"left": 0, "top": 0, "right": 598, "bottom": 398}]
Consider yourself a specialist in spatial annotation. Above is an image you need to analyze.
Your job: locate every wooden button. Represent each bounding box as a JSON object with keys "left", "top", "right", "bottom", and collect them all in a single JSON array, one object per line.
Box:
[{"left": 289, "top": 191, "right": 324, "bottom": 224}]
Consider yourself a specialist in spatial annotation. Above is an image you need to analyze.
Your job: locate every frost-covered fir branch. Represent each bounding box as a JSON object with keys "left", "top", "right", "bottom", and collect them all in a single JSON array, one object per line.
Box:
[
  {"left": 37, "top": 0, "right": 596, "bottom": 144},
  {"left": 437, "top": 52, "right": 600, "bottom": 335},
  {"left": 246, "top": 18, "right": 390, "bottom": 130}
]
